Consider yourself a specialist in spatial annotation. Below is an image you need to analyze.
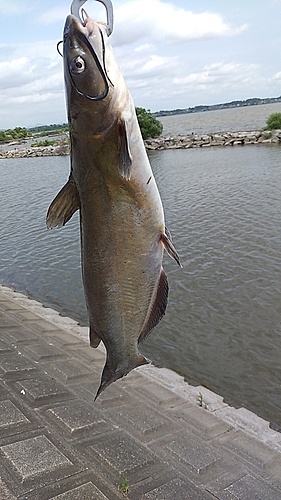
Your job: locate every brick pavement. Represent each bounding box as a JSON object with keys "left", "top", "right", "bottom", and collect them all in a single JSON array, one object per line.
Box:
[{"left": 1, "top": 284, "right": 281, "bottom": 499}]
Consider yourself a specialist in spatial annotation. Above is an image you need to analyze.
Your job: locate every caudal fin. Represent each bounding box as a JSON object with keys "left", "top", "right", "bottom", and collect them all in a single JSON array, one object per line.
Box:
[{"left": 94, "top": 353, "right": 150, "bottom": 400}]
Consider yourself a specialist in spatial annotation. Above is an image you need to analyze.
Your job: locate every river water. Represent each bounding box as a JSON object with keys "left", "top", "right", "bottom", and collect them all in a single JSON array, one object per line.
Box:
[
  {"left": 1, "top": 105, "right": 281, "bottom": 426},
  {"left": 159, "top": 102, "right": 281, "bottom": 136}
]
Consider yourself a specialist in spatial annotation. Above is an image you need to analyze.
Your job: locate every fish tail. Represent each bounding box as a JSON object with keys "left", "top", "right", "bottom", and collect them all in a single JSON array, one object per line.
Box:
[{"left": 94, "top": 353, "right": 150, "bottom": 401}]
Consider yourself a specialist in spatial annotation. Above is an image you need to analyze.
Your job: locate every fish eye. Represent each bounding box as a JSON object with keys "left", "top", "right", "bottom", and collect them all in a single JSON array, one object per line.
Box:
[{"left": 70, "top": 56, "right": 86, "bottom": 74}]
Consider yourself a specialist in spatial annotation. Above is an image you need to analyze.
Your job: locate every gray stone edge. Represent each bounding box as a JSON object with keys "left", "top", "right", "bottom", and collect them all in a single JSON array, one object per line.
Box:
[{"left": 1, "top": 284, "right": 281, "bottom": 454}]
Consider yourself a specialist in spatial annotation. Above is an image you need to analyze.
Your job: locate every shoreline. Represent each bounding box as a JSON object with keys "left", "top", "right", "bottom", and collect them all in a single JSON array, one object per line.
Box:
[{"left": 0, "top": 129, "right": 281, "bottom": 158}]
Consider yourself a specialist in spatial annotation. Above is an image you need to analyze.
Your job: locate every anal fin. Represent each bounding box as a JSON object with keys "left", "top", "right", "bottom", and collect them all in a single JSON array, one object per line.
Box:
[
  {"left": 138, "top": 267, "right": 169, "bottom": 345},
  {"left": 46, "top": 177, "right": 80, "bottom": 228}
]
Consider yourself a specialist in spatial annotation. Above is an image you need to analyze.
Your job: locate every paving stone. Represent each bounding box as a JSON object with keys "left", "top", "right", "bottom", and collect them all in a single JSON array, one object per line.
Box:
[
  {"left": 51, "top": 359, "right": 95, "bottom": 383},
  {"left": 107, "top": 402, "right": 175, "bottom": 440},
  {"left": 216, "top": 406, "right": 271, "bottom": 434},
  {"left": 165, "top": 433, "right": 220, "bottom": 474},
  {"left": 117, "top": 368, "right": 149, "bottom": 387},
  {"left": 50, "top": 482, "right": 108, "bottom": 499},
  {"left": 0, "top": 318, "right": 21, "bottom": 328},
  {"left": 143, "top": 477, "right": 214, "bottom": 499},
  {"left": 0, "top": 380, "right": 9, "bottom": 399},
  {"left": 87, "top": 431, "right": 157, "bottom": 480},
  {"left": 0, "top": 338, "right": 14, "bottom": 354},
  {"left": 92, "top": 384, "right": 127, "bottom": 408},
  {"left": 9, "top": 310, "right": 41, "bottom": 322},
  {"left": 169, "top": 403, "right": 227, "bottom": 437},
  {"left": 0, "top": 353, "right": 37, "bottom": 377},
  {"left": 45, "top": 332, "right": 86, "bottom": 347},
  {"left": 73, "top": 345, "right": 105, "bottom": 364},
  {"left": 0, "top": 300, "right": 23, "bottom": 311},
  {"left": 26, "top": 342, "right": 67, "bottom": 361},
  {"left": 225, "top": 474, "right": 281, "bottom": 500},
  {"left": 0, "top": 400, "right": 30, "bottom": 429},
  {"left": 222, "top": 432, "right": 277, "bottom": 470},
  {"left": 133, "top": 381, "right": 185, "bottom": 408},
  {"left": 15, "top": 375, "right": 72, "bottom": 405},
  {"left": 28, "top": 319, "right": 61, "bottom": 333},
  {"left": 206, "top": 466, "right": 248, "bottom": 498},
  {"left": 46, "top": 400, "right": 108, "bottom": 437},
  {"left": 0, "top": 478, "right": 16, "bottom": 500},
  {"left": 1, "top": 435, "right": 72, "bottom": 481},
  {"left": 5, "top": 328, "right": 39, "bottom": 344}
]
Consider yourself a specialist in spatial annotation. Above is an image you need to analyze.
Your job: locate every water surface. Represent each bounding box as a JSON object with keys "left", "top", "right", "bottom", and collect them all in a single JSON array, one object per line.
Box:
[
  {"left": 159, "top": 102, "right": 281, "bottom": 136},
  {"left": 1, "top": 144, "right": 280, "bottom": 426}
]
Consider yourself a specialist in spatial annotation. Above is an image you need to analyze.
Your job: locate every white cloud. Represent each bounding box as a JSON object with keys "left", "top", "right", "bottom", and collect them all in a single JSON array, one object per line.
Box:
[
  {"left": 7, "top": 93, "right": 58, "bottom": 105},
  {"left": 271, "top": 71, "right": 281, "bottom": 81},
  {"left": 0, "top": 0, "right": 29, "bottom": 15},
  {"left": 172, "top": 61, "right": 263, "bottom": 98},
  {"left": 0, "top": 58, "right": 36, "bottom": 90},
  {"left": 0, "top": 39, "right": 64, "bottom": 128},
  {"left": 38, "top": 6, "right": 68, "bottom": 24},
  {"left": 113, "top": 0, "right": 248, "bottom": 46}
]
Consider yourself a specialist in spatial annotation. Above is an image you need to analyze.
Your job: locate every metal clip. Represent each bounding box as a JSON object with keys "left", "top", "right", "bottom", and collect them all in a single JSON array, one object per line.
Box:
[{"left": 70, "top": 0, "right": 114, "bottom": 35}]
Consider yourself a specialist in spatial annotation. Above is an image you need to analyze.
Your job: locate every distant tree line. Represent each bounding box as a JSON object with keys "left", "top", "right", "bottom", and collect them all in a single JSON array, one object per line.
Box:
[
  {"left": 0, "top": 110, "right": 163, "bottom": 144},
  {"left": 0, "top": 124, "right": 68, "bottom": 143},
  {"left": 28, "top": 123, "right": 68, "bottom": 133}
]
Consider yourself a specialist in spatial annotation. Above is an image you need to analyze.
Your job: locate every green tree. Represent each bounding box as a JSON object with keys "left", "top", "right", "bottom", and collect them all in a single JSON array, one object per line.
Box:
[
  {"left": 0, "top": 131, "right": 6, "bottom": 142},
  {"left": 265, "top": 113, "right": 281, "bottom": 130},
  {"left": 5, "top": 129, "right": 16, "bottom": 139},
  {"left": 14, "top": 127, "right": 30, "bottom": 139},
  {"left": 136, "top": 107, "right": 163, "bottom": 140}
]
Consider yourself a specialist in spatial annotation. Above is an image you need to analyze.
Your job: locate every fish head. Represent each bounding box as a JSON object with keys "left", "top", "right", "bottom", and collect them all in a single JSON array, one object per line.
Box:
[{"left": 63, "top": 14, "right": 114, "bottom": 106}]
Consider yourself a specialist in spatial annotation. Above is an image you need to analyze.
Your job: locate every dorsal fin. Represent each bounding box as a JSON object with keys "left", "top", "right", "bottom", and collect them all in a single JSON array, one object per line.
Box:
[
  {"left": 138, "top": 268, "right": 169, "bottom": 345},
  {"left": 46, "top": 176, "right": 80, "bottom": 228}
]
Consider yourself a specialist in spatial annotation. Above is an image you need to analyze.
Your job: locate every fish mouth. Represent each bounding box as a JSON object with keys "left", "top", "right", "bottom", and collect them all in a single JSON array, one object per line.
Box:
[
  {"left": 63, "top": 14, "right": 99, "bottom": 56},
  {"left": 70, "top": 0, "right": 114, "bottom": 36},
  {"left": 64, "top": 12, "right": 93, "bottom": 42}
]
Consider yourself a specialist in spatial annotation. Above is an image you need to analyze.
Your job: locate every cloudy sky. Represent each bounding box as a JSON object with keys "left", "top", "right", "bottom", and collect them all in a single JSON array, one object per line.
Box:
[{"left": 1, "top": 0, "right": 281, "bottom": 129}]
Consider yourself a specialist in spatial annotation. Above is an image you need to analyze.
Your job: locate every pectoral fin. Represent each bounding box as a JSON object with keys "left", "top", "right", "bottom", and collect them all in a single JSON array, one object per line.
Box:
[
  {"left": 161, "top": 230, "right": 182, "bottom": 267},
  {"left": 118, "top": 117, "right": 133, "bottom": 181},
  {"left": 46, "top": 177, "right": 80, "bottom": 228}
]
